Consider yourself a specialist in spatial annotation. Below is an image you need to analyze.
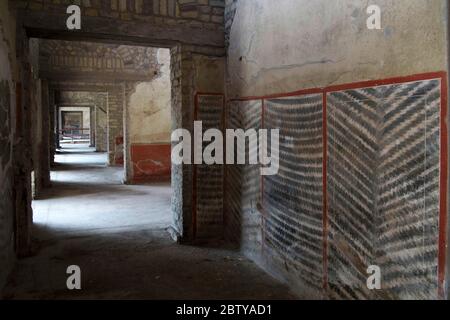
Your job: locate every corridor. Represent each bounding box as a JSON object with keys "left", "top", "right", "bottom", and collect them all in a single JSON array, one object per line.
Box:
[
  {"left": 2, "top": 146, "right": 294, "bottom": 299},
  {"left": 1, "top": 0, "right": 448, "bottom": 302}
]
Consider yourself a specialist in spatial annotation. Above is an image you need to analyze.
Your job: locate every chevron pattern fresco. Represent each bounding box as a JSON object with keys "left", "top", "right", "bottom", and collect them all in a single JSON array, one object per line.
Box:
[
  {"left": 377, "top": 80, "right": 441, "bottom": 300},
  {"left": 225, "top": 100, "right": 262, "bottom": 256},
  {"left": 263, "top": 95, "right": 324, "bottom": 294},
  {"left": 327, "top": 79, "right": 442, "bottom": 300},
  {"left": 195, "top": 95, "right": 224, "bottom": 239}
]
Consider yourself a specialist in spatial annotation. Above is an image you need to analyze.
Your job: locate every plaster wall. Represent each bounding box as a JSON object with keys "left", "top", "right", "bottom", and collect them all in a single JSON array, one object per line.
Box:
[
  {"left": 127, "top": 49, "right": 172, "bottom": 183},
  {"left": 226, "top": 0, "right": 448, "bottom": 98},
  {"left": 191, "top": 54, "right": 225, "bottom": 240},
  {"left": 225, "top": 0, "right": 450, "bottom": 299},
  {"left": 129, "top": 49, "right": 171, "bottom": 145}
]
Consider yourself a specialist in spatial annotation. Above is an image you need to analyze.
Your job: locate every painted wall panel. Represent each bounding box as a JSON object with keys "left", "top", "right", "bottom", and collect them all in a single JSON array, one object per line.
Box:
[
  {"left": 327, "top": 88, "right": 379, "bottom": 299},
  {"left": 226, "top": 74, "right": 447, "bottom": 299},
  {"left": 263, "top": 95, "right": 324, "bottom": 294},
  {"left": 327, "top": 79, "right": 442, "bottom": 299},
  {"left": 225, "top": 100, "right": 262, "bottom": 256},
  {"left": 377, "top": 80, "right": 441, "bottom": 299},
  {"left": 131, "top": 144, "right": 171, "bottom": 182},
  {"left": 195, "top": 94, "right": 225, "bottom": 239}
]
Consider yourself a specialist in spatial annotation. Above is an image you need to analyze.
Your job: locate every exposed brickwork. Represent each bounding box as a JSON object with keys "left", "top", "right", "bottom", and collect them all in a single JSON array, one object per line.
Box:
[
  {"left": 13, "top": 0, "right": 224, "bottom": 28},
  {"left": 169, "top": 45, "right": 185, "bottom": 240},
  {"left": 39, "top": 40, "right": 161, "bottom": 81},
  {"left": 7, "top": 0, "right": 227, "bottom": 251},
  {"left": 94, "top": 93, "right": 108, "bottom": 152},
  {"left": 11, "top": 0, "right": 225, "bottom": 48},
  {"left": 107, "top": 85, "right": 125, "bottom": 165}
]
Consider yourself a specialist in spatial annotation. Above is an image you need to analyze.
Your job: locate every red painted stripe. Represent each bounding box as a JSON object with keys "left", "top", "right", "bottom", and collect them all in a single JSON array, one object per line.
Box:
[
  {"left": 322, "top": 92, "right": 329, "bottom": 293},
  {"left": 229, "top": 71, "right": 448, "bottom": 297},
  {"left": 229, "top": 72, "right": 448, "bottom": 102},
  {"left": 326, "top": 72, "right": 447, "bottom": 93},
  {"left": 230, "top": 87, "right": 323, "bottom": 102},
  {"left": 438, "top": 75, "right": 448, "bottom": 299}
]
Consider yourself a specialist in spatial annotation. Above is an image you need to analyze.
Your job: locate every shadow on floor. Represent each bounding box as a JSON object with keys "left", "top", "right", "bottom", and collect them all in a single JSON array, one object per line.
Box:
[
  {"left": 3, "top": 225, "right": 295, "bottom": 300},
  {"left": 3, "top": 145, "right": 296, "bottom": 300}
]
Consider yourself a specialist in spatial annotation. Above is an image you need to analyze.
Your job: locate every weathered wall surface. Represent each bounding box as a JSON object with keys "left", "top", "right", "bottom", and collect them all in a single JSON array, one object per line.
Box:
[
  {"left": 39, "top": 80, "right": 51, "bottom": 189},
  {"left": 40, "top": 40, "right": 161, "bottom": 82},
  {"left": 191, "top": 55, "right": 225, "bottom": 240},
  {"left": 41, "top": 41, "right": 165, "bottom": 166},
  {"left": 126, "top": 49, "right": 171, "bottom": 183},
  {"left": 226, "top": 0, "right": 448, "bottom": 98},
  {"left": 129, "top": 49, "right": 171, "bottom": 144},
  {"left": 225, "top": 0, "right": 449, "bottom": 299},
  {"left": 30, "top": 77, "right": 43, "bottom": 198},
  {"left": 12, "top": 0, "right": 225, "bottom": 49},
  {"left": 0, "top": 0, "right": 16, "bottom": 292},
  {"left": 326, "top": 79, "right": 443, "bottom": 300},
  {"left": 107, "top": 85, "right": 125, "bottom": 166},
  {"left": 9, "top": 0, "right": 226, "bottom": 244},
  {"left": 169, "top": 46, "right": 225, "bottom": 242}
]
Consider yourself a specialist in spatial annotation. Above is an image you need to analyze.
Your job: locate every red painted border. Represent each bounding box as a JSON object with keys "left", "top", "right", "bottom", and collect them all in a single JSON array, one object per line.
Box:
[
  {"left": 230, "top": 87, "right": 323, "bottom": 102},
  {"left": 193, "top": 92, "right": 225, "bottom": 240},
  {"left": 229, "top": 71, "right": 448, "bottom": 298},
  {"left": 230, "top": 72, "right": 448, "bottom": 102}
]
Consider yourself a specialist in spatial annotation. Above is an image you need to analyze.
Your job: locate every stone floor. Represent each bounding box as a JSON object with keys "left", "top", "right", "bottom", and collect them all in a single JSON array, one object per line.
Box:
[{"left": 2, "top": 145, "right": 295, "bottom": 300}]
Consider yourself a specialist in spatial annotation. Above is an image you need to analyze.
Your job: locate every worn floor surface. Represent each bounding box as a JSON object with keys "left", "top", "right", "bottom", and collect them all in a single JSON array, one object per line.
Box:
[{"left": 3, "top": 145, "right": 295, "bottom": 300}]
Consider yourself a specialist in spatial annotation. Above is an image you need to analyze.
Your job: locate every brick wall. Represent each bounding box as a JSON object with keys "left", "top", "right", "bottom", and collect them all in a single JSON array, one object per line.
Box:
[
  {"left": 13, "top": 0, "right": 224, "bottom": 27},
  {"left": 12, "top": 0, "right": 225, "bottom": 48},
  {"left": 107, "top": 85, "right": 124, "bottom": 165},
  {"left": 39, "top": 39, "right": 161, "bottom": 81}
]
